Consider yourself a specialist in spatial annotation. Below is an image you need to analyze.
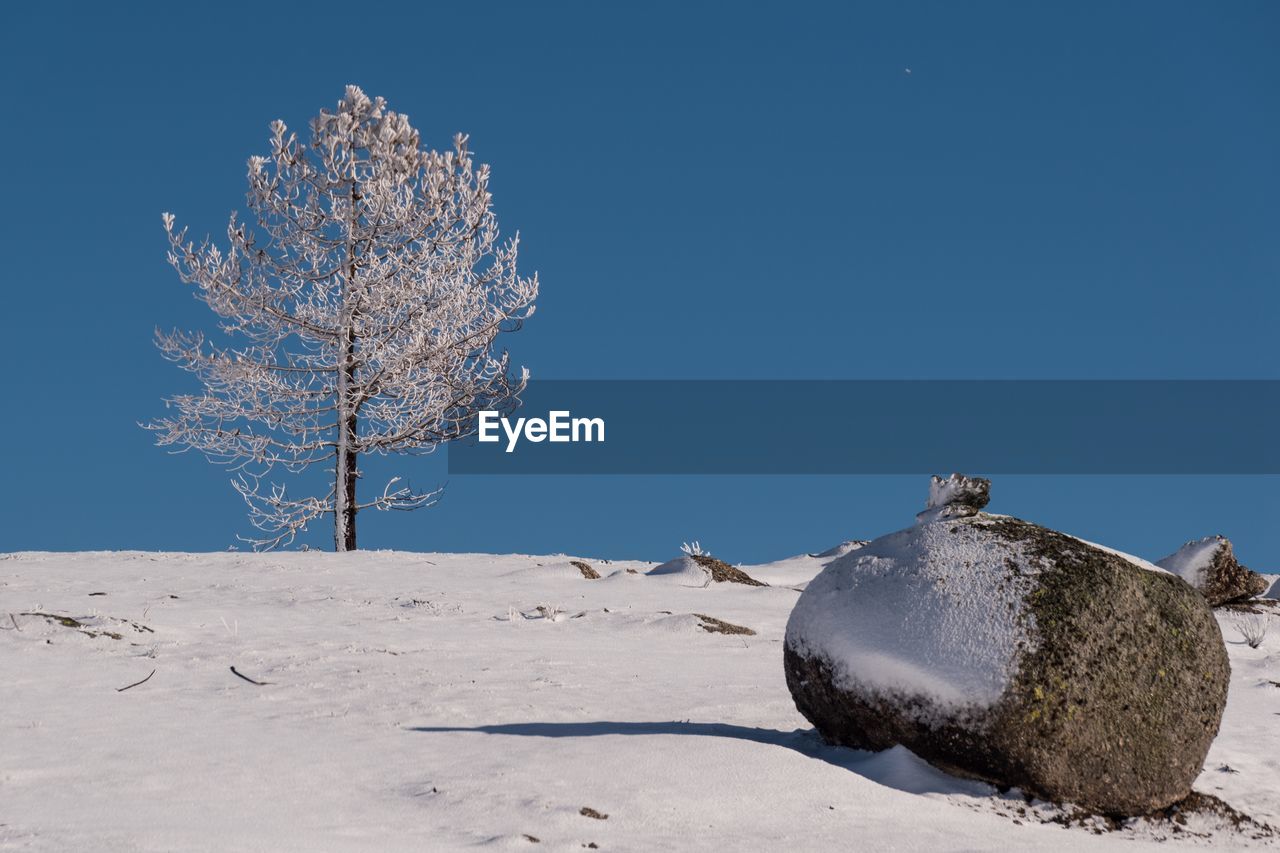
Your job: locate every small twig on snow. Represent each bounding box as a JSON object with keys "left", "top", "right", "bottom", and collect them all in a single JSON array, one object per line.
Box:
[
  {"left": 116, "top": 669, "right": 156, "bottom": 692},
  {"left": 230, "top": 665, "right": 271, "bottom": 686}
]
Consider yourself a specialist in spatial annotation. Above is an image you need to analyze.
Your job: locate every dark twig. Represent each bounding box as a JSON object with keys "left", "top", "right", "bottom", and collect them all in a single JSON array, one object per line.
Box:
[
  {"left": 230, "top": 666, "right": 271, "bottom": 686},
  {"left": 116, "top": 669, "right": 156, "bottom": 692}
]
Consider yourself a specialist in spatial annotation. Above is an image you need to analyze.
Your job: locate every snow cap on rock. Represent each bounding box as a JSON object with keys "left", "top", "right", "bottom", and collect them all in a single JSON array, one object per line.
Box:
[
  {"left": 916, "top": 473, "right": 991, "bottom": 524},
  {"left": 1155, "top": 534, "right": 1268, "bottom": 607}
]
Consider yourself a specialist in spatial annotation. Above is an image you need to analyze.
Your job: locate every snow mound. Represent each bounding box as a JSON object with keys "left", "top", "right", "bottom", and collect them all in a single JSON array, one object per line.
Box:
[
  {"left": 848, "top": 745, "right": 994, "bottom": 797},
  {"left": 646, "top": 556, "right": 710, "bottom": 585},
  {"left": 499, "top": 562, "right": 595, "bottom": 581},
  {"left": 645, "top": 613, "right": 732, "bottom": 635},
  {"left": 786, "top": 518, "right": 1038, "bottom": 709}
]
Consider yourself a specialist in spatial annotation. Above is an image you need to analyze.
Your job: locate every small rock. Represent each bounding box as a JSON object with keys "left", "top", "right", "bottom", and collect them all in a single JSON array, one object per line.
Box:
[
  {"left": 915, "top": 473, "right": 991, "bottom": 523},
  {"left": 690, "top": 554, "right": 766, "bottom": 586},
  {"left": 580, "top": 807, "right": 608, "bottom": 820},
  {"left": 570, "top": 560, "right": 601, "bottom": 580},
  {"left": 694, "top": 614, "right": 756, "bottom": 636}
]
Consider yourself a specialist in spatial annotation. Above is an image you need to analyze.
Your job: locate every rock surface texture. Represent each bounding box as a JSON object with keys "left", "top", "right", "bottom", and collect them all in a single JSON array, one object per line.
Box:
[
  {"left": 784, "top": 475, "right": 1230, "bottom": 817},
  {"left": 1155, "top": 535, "right": 1268, "bottom": 607}
]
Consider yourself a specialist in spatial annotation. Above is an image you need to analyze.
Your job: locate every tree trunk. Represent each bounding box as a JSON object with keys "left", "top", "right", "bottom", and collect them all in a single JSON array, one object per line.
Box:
[
  {"left": 334, "top": 329, "right": 358, "bottom": 552},
  {"left": 334, "top": 437, "right": 358, "bottom": 551},
  {"left": 335, "top": 172, "right": 361, "bottom": 553}
]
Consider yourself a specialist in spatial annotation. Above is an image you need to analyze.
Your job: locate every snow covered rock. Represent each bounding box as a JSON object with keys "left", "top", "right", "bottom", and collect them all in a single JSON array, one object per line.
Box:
[
  {"left": 914, "top": 473, "right": 990, "bottom": 523},
  {"left": 647, "top": 556, "right": 711, "bottom": 584},
  {"left": 646, "top": 555, "right": 766, "bottom": 586},
  {"left": 1155, "top": 535, "right": 1268, "bottom": 607},
  {"left": 784, "top": 476, "right": 1230, "bottom": 816}
]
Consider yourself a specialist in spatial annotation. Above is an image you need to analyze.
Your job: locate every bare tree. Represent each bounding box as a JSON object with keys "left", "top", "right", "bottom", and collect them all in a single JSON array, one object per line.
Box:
[{"left": 148, "top": 86, "right": 537, "bottom": 551}]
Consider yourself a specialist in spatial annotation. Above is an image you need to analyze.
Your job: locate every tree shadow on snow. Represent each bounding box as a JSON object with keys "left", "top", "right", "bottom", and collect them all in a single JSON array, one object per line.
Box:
[{"left": 407, "top": 720, "right": 993, "bottom": 798}]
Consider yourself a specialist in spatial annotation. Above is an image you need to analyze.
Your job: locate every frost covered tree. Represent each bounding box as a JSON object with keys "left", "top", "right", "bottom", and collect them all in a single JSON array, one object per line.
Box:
[{"left": 148, "top": 86, "right": 538, "bottom": 551}]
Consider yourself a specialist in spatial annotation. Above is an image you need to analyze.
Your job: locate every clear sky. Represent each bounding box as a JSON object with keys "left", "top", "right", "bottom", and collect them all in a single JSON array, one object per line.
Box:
[{"left": 2, "top": 2, "right": 1276, "bottom": 566}]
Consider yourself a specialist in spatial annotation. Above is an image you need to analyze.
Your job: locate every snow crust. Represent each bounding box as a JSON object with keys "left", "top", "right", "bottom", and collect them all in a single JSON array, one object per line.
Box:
[{"left": 786, "top": 517, "right": 1038, "bottom": 709}]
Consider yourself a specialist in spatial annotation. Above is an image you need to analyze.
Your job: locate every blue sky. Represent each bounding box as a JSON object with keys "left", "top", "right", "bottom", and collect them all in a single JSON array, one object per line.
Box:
[{"left": 2, "top": 2, "right": 1276, "bottom": 566}]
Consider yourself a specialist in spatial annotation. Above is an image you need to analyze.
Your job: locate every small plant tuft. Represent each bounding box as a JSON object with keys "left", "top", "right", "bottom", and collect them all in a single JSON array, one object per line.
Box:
[
  {"left": 535, "top": 604, "right": 565, "bottom": 622},
  {"left": 680, "top": 540, "right": 708, "bottom": 557},
  {"left": 1232, "top": 614, "right": 1268, "bottom": 649}
]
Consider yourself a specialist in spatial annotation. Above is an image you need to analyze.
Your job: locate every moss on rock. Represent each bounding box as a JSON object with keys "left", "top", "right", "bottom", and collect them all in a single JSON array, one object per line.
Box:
[{"left": 982, "top": 518, "right": 1229, "bottom": 815}]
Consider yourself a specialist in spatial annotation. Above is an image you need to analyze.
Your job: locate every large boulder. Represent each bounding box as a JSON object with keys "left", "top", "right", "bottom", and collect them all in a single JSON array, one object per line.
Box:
[
  {"left": 1155, "top": 535, "right": 1268, "bottom": 607},
  {"left": 783, "top": 475, "right": 1230, "bottom": 817}
]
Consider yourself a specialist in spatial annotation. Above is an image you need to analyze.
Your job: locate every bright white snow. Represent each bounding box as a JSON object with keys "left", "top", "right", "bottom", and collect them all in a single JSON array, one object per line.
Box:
[
  {"left": 786, "top": 518, "right": 1038, "bottom": 709},
  {"left": 1, "top": 549, "right": 1276, "bottom": 851},
  {"left": 645, "top": 555, "right": 711, "bottom": 585},
  {"left": 810, "top": 540, "right": 868, "bottom": 560}
]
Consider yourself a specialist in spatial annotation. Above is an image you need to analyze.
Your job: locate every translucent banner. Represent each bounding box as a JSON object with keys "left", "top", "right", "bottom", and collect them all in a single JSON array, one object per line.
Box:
[{"left": 448, "top": 380, "right": 1280, "bottom": 474}]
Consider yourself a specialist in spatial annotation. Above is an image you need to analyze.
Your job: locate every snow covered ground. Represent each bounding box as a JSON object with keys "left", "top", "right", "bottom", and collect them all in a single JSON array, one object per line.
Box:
[{"left": 1, "top": 550, "right": 1276, "bottom": 851}]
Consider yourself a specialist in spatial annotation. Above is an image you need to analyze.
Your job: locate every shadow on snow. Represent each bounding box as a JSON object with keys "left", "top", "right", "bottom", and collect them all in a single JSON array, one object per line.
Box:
[{"left": 407, "top": 720, "right": 993, "bottom": 798}]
